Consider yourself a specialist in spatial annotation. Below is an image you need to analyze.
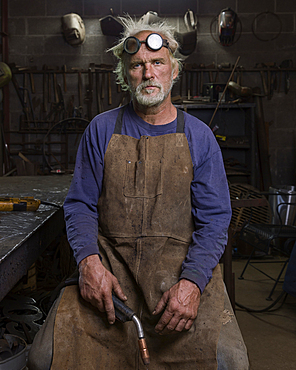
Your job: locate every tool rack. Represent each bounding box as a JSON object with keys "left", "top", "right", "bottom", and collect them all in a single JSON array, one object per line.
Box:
[
  {"left": 175, "top": 64, "right": 295, "bottom": 100},
  {"left": 7, "top": 64, "right": 126, "bottom": 173}
]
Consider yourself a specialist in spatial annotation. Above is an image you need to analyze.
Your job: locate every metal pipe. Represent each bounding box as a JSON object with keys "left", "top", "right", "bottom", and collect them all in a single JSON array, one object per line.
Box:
[{"left": 132, "top": 314, "right": 144, "bottom": 338}]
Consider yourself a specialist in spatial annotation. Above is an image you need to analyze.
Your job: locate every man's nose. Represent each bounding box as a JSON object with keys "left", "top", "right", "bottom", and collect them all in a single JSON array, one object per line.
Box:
[{"left": 143, "top": 63, "right": 154, "bottom": 79}]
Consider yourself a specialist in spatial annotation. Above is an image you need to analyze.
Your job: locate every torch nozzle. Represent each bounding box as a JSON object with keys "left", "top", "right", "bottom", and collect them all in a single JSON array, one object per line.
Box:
[{"left": 138, "top": 338, "right": 150, "bottom": 366}]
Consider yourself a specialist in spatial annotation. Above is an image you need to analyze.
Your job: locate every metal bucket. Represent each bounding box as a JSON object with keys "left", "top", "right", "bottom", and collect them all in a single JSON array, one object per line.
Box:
[
  {"left": 0, "top": 334, "right": 27, "bottom": 370},
  {"left": 269, "top": 185, "right": 296, "bottom": 225}
]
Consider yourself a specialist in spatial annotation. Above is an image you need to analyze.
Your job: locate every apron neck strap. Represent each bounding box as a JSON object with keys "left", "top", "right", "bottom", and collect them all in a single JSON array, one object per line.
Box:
[
  {"left": 176, "top": 109, "right": 185, "bottom": 133},
  {"left": 113, "top": 105, "right": 185, "bottom": 134},
  {"left": 114, "top": 105, "right": 128, "bottom": 135}
]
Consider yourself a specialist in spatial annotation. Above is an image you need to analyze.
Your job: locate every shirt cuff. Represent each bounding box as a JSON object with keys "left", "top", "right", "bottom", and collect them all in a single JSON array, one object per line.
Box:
[
  {"left": 75, "top": 244, "right": 102, "bottom": 266},
  {"left": 179, "top": 269, "right": 208, "bottom": 294}
]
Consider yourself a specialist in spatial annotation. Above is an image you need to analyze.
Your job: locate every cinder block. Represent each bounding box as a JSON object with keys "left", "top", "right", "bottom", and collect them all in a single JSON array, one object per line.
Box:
[
  {"left": 198, "top": 0, "right": 236, "bottom": 15},
  {"left": 122, "top": 0, "right": 159, "bottom": 16},
  {"left": 9, "top": 35, "right": 28, "bottom": 55},
  {"left": 44, "top": 36, "right": 80, "bottom": 55},
  {"left": 238, "top": 0, "right": 275, "bottom": 14},
  {"left": 194, "top": 15, "right": 212, "bottom": 34},
  {"left": 275, "top": 33, "right": 296, "bottom": 51},
  {"left": 276, "top": 0, "right": 296, "bottom": 13},
  {"left": 160, "top": 0, "right": 197, "bottom": 15},
  {"left": 9, "top": 0, "right": 46, "bottom": 17},
  {"left": 84, "top": 0, "right": 120, "bottom": 16},
  {"left": 8, "top": 18, "right": 26, "bottom": 36},
  {"left": 275, "top": 100, "right": 296, "bottom": 129},
  {"left": 255, "top": 12, "right": 285, "bottom": 33},
  {"left": 28, "top": 18, "right": 62, "bottom": 36},
  {"left": 84, "top": 19, "right": 103, "bottom": 36},
  {"left": 80, "top": 35, "right": 102, "bottom": 55},
  {"left": 8, "top": 55, "right": 27, "bottom": 68},
  {"left": 237, "top": 14, "right": 254, "bottom": 33},
  {"left": 270, "top": 128, "right": 295, "bottom": 148},
  {"left": 46, "top": 0, "right": 83, "bottom": 16},
  {"left": 27, "top": 36, "right": 45, "bottom": 55},
  {"left": 274, "top": 14, "right": 293, "bottom": 33}
]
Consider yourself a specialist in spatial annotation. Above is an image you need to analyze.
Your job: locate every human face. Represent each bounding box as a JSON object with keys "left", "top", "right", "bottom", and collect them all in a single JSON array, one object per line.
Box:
[{"left": 125, "top": 31, "right": 178, "bottom": 107}]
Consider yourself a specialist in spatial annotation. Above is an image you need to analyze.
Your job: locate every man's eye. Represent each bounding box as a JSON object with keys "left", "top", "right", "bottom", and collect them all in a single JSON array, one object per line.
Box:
[
  {"left": 132, "top": 63, "right": 141, "bottom": 68},
  {"left": 154, "top": 61, "right": 161, "bottom": 65}
]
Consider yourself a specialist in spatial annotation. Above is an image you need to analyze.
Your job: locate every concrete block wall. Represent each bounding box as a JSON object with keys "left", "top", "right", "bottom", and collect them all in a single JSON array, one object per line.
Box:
[{"left": 5, "top": 0, "right": 296, "bottom": 186}]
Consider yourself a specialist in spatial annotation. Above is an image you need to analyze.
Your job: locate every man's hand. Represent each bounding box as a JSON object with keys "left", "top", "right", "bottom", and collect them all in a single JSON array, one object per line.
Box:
[
  {"left": 153, "top": 279, "right": 201, "bottom": 335},
  {"left": 78, "top": 254, "right": 127, "bottom": 324}
]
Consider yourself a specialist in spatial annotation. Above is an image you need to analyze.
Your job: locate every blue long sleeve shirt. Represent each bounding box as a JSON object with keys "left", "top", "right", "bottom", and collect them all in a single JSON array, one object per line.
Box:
[{"left": 64, "top": 103, "right": 232, "bottom": 293}]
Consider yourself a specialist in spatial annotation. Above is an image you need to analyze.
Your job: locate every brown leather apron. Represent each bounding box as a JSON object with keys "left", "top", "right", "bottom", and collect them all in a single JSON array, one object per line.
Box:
[{"left": 51, "top": 107, "right": 224, "bottom": 369}]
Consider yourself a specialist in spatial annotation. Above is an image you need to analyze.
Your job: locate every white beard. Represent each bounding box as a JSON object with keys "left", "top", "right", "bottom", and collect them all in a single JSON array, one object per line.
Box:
[{"left": 131, "top": 74, "right": 174, "bottom": 107}]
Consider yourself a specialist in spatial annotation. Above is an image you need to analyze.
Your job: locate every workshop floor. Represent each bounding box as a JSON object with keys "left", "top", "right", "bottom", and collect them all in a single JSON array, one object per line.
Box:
[{"left": 232, "top": 258, "right": 296, "bottom": 370}]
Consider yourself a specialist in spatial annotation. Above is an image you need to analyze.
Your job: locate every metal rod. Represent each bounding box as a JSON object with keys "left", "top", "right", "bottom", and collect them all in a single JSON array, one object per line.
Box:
[{"left": 208, "top": 56, "right": 241, "bottom": 128}]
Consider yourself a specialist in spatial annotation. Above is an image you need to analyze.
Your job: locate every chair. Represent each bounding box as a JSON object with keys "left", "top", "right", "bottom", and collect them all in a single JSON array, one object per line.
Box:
[
  {"left": 238, "top": 199, "right": 296, "bottom": 300},
  {"left": 224, "top": 184, "right": 273, "bottom": 310}
]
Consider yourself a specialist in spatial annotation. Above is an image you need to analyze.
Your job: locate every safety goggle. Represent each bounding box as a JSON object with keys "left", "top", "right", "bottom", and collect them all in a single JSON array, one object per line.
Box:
[{"left": 123, "top": 33, "right": 170, "bottom": 55}]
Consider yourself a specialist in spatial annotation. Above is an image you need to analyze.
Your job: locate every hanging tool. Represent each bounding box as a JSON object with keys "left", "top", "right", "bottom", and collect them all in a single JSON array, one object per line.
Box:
[
  {"left": 112, "top": 295, "right": 150, "bottom": 366},
  {"left": 85, "top": 65, "right": 94, "bottom": 120},
  {"left": 280, "top": 59, "right": 293, "bottom": 94},
  {"left": 62, "top": 65, "right": 67, "bottom": 92},
  {"left": 29, "top": 68, "right": 36, "bottom": 94},
  {"left": 199, "top": 63, "right": 205, "bottom": 96},
  {"left": 206, "top": 62, "right": 215, "bottom": 83},
  {"left": 42, "top": 64, "right": 48, "bottom": 113},
  {"left": 95, "top": 68, "right": 102, "bottom": 114},
  {"left": 78, "top": 70, "right": 83, "bottom": 108},
  {"left": 11, "top": 75, "right": 35, "bottom": 125},
  {"left": 260, "top": 70, "right": 268, "bottom": 96},
  {"left": 53, "top": 68, "right": 59, "bottom": 104},
  {"left": 0, "top": 196, "right": 60, "bottom": 211},
  {"left": 184, "top": 63, "right": 191, "bottom": 99},
  {"left": 97, "top": 64, "right": 113, "bottom": 106}
]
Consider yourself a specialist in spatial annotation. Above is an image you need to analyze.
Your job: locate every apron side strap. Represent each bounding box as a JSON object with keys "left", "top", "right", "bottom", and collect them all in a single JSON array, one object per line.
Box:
[
  {"left": 176, "top": 109, "right": 185, "bottom": 133},
  {"left": 113, "top": 105, "right": 128, "bottom": 134}
]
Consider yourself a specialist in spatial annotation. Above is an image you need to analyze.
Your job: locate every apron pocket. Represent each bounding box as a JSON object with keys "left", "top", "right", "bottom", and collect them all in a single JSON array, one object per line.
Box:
[{"left": 124, "top": 160, "right": 163, "bottom": 198}]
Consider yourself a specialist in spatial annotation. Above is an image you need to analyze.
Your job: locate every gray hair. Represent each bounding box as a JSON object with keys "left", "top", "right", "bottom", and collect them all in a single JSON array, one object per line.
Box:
[{"left": 108, "top": 16, "right": 182, "bottom": 91}]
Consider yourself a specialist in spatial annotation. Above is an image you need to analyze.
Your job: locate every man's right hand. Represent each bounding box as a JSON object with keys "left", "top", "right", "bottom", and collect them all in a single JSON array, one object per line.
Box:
[{"left": 78, "top": 254, "right": 127, "bottom": 324}]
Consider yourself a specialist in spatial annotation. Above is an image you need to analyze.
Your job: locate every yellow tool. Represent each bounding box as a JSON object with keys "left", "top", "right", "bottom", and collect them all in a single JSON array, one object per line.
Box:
[
  {"left": 215, "top": 135, "right": 226, "bottom": 142},
  {"left": 0, "top": 197, "right": 41, "bottom": 211}
]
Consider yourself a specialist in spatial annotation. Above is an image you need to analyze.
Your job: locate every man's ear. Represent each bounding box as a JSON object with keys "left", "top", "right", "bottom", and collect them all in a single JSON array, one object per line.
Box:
[{"left": 173, "top": 64, "right": 179, "bottom": 81}]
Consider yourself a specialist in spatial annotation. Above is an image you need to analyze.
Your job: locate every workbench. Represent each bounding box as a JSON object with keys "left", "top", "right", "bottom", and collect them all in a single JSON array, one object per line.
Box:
[{"left": 0, "top": 175, "right": 73, "bottom": 302}]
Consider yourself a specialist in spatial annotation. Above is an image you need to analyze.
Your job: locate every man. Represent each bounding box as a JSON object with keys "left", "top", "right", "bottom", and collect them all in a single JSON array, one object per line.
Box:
[{"left": 28, "top": 16, "right": 249, "bottom": 370}]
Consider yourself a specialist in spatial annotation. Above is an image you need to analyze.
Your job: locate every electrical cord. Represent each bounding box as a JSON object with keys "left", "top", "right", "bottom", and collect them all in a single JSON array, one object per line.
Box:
[
  {"left": 235, "top": 290, "right": 288, "bottom": 313},
  {"left": 252, "top": 11, "right": 282, "bottom": 42},
  {"left": 40, "top": 200, "right": 61, "bottom": 208}
]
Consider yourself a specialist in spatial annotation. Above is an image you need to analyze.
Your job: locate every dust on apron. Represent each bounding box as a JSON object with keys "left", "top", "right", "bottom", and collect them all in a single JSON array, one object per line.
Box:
[{"left": 51, "top": 107, "right": 224, "bottom": 370}]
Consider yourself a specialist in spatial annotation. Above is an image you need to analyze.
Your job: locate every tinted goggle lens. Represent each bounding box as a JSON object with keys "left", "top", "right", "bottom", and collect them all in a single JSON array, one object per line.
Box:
[
  {"left": 124, "top": 37, "right": 140, "bottom": 54},
  {"left": 123, "top": 33, "right": 169, "bottom": 55}
]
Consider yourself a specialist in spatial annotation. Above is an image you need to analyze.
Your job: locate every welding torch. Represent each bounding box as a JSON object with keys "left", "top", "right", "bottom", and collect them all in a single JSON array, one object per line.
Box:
[
  {"left": 112, "top": 294, "right": 150, "bottom": 366},
  {"left": 49, "top": 277, "right": 150, "bottom": 366}
]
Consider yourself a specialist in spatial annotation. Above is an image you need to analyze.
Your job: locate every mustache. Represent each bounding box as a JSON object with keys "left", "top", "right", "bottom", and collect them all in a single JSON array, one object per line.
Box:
[{"left": 137, "top": 80, "right": 162, "bottom": 90}]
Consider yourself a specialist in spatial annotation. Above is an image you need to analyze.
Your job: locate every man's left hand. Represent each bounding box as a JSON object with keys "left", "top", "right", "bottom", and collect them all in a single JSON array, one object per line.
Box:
[{"left": 153, "top": 279, "right": 201, "bottom": 335}]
